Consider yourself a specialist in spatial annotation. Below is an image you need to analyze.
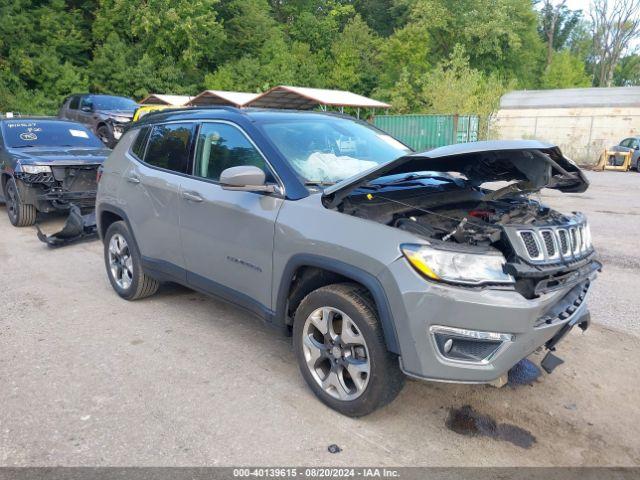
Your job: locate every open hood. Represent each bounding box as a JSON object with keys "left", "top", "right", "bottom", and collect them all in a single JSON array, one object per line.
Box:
[{"left": 322, "top": 140, "right": 589, "bottom": 208}]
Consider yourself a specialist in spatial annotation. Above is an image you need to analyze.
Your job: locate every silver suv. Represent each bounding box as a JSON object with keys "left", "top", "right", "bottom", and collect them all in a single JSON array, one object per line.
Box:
[{"left": 96, "top": 108, "right": 600, "bottom": 416}]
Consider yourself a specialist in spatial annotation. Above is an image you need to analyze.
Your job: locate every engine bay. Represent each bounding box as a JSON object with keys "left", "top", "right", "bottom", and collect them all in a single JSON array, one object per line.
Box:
[
  {"left": 341, "top": 183, "right": 566, "bottom": 249},
  {"left": 338, "top": 179, "right": 598, "bottom": 298}
]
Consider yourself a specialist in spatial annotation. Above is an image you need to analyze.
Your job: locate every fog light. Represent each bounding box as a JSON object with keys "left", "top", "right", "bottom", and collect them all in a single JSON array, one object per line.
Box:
[
  {"left": 443, "top": 338, "right": 453, "bottom": 353},
  {"left": 430, "top": 326, "right": 513, "bottom": 364}
]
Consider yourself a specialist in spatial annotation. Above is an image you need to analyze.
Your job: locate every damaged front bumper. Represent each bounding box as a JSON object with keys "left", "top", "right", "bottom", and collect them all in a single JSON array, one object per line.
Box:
[
  {"left": 15, "top": 165, "right": 99, "bottom": 212},
  {"left": 36, "top": 204, "right": 97, "bottom": 247},
  {"left": 379, "top": 256, "right": 599, "bottom": 384}
]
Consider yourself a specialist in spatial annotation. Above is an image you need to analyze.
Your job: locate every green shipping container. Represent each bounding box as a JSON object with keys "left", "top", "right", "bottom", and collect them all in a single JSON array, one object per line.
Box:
[{"left": 373, "top": 114, "right": 479, "bottom": 151}]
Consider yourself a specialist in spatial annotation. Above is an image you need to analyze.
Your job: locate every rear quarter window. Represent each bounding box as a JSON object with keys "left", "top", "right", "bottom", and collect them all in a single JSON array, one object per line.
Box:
[
  {"left": 143, "top": 123, "right": 195, "bottom": 174},
  {"left": 131, "top": 127, "right": 150, "bottom": 159}
]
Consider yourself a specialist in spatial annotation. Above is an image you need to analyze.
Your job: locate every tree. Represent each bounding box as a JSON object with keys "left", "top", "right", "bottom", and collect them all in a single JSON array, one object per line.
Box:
[
  {"left": 398, "top": 0, "right": 545, "bottom": 87},
  {"left": 0, "top": 0, "right": 91, "bottom": 112},
  {"left": 373, "top": 23, "right": 432, "bottom": 112},
  {"left": 421, "top": 45, "right": 511, "bottom": 117},
  {"left": 591, "top": 0, "right": 640, "bottom": 87},
  {"left": 538, "top": 0, "right": 583, "bottom": 69},
  {"left": 91, "top": 0, "right": 225, "bottom": 97},
  {"left": 328, "top": 16, "right": 380, "bottom": 94},
  {"left": 540, "top": 50, "right": 592, "bottom": 88},
  {"left": 614, "top": 53, "right": 640, "bottom": 85}
]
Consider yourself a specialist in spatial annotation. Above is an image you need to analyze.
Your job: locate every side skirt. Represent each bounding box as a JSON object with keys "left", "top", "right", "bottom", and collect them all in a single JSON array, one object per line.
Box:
[{"left": 141, "top": 256, "right": 280, "bottom": 328}]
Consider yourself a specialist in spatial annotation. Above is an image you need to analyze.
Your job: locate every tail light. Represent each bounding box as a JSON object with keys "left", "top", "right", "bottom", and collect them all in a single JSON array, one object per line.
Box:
[{"left": 96, "top": 165, "right": 104, "bottom": 184}]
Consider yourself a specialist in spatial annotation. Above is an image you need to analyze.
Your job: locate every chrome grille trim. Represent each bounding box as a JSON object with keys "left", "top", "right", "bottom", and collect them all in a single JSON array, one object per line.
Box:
[
  {"left": 570, "top": 227, "right": 579, "bottom": 255},
  {"left": 540, "top": 229, "right": 559, "bottom": 259},
  {"left": 517, "top": 230, "right": 543, "bottom": 260},
  {"left": 515, "top": 221, "right": 592, "bottom": 263},
  {"left": 557, "top": 229, "right": 570, "bottom": 255}
]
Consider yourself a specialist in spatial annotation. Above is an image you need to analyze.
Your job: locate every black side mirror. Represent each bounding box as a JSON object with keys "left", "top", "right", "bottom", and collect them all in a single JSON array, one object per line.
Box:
[{"left": 634, "top": 145, "right": 639, "bottom": 151}]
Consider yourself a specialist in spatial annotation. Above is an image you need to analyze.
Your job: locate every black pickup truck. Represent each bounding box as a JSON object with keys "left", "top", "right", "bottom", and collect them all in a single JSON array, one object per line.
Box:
[{"left": 0, "top": 118, "right": 110, "bottom": 227}]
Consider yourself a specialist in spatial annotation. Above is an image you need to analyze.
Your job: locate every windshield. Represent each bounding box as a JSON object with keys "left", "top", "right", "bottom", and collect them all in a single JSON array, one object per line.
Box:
[
  {"left": 2, "top": 121, "right": 103, "bottom": 149},
  {"left": 92, "top": 95, "right": 137, "bottom": 111},
  {"left": 260, "top": 116, "right": 410, "bottom": 184}
]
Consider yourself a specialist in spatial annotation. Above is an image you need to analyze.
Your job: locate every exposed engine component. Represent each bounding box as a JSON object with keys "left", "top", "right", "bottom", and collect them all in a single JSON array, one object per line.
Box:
[{"left": 341, "top": 184, "right": 598, "bottom": 299}]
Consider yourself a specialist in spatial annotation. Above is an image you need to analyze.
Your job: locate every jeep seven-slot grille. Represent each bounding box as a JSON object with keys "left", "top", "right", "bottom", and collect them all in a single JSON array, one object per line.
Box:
[
  {"left": 558, "top": 229, "right": 569, "bottom": 254},
  {"left": 519, "top": 232, "right": 540, "bottom": 258},
  {"left": 516, "top": 223, "right": 591, "bottom": 263},
  {"left": 541, "top": 231, "right": 556, "bottom": 257}
]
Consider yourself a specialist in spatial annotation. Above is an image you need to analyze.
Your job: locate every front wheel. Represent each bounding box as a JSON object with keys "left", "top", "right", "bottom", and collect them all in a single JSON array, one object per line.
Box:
[
  {"left": 5, "top": 178, "right": 37, "bottom": 227},
  {"left": 293, "top": 283, "right": 404, "bottom": 417},
  {"left": 96, "top": 125, "right": 116, "bottom": 148}
]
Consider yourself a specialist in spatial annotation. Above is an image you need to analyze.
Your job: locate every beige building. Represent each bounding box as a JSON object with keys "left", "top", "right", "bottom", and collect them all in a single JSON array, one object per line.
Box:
[{"left": 491, "top": 87, "right": 640, "bottom": 165}]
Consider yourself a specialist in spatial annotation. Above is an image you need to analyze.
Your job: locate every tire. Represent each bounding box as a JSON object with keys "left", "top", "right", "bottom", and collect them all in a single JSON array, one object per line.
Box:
[
  {"left": 96, "top": 125, "right": 115, "bottom": 148},
  {"left": 292, "top": 283, "right": 404, "bottom": 417},
  {"left": 5, "top": 178, "right": 37, "bottom": 227},
  {"left": 103, "top": 221, "right": 159, "bottom": 300}
]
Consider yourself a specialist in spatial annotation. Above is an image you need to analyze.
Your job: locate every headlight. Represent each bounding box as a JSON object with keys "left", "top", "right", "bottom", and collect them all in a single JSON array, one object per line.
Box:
[
  {"left": 401, "top": 243, "right": 514, "bottom": 286},
  {"left": 21, "top": 165, "right": 51, "bottom": 174}
]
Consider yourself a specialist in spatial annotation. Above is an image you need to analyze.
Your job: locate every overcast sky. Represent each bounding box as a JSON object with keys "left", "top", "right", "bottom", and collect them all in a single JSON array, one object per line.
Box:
[
  {"left": 563, "top": 0, "right": 592, "bottom": 12},
  {"left": 545, "top": 0, "right": 640, "bottom": 51}
]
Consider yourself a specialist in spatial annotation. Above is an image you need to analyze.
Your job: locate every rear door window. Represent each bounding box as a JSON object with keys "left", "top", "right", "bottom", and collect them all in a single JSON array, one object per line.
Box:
[
  {"left": 144, "top": 123, "right": 195, "bottom": 174},
  {"left": 193, "top": 122, "right": 271, "bottom": 182}
]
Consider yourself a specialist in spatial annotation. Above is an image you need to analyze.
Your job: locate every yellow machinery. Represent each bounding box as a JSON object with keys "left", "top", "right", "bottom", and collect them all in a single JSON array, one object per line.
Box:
[
  {"left": 596, "top": 149, "right": 634, "bottom": 171},
  {"left": 132, "top": 104, "right": 173, "bottom": 122}
]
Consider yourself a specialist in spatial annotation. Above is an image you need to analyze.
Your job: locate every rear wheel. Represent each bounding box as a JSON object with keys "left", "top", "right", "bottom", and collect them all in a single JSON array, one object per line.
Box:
[
  {"left": 5, "top": 178, "right": 36, "bottom": 227},
  {"left": 103, "top": 221, "right": 159, "bottom": 300},
  {"left": 293, "top": 283, "right": 404, "bottom": 417}
]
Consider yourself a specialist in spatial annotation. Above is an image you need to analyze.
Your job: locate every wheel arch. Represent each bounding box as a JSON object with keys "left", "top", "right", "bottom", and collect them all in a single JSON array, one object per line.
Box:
[
  {"left": 96, "top": 121, "right": 109, "bottom": 132},
  {"left": 97, "top": 204, "right": 138, "bottom": 249},
  {"left": 276, "top": 254, "right": 400, "bottom": 354},
  {"left": 0, "top": 172, "right": 10, "bottom": 196}
]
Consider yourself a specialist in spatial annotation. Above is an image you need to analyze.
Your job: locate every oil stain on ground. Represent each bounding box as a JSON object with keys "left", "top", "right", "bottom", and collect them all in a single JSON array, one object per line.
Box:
[{"left": 446, "top": 405, "right": 536, "bottom": 449}]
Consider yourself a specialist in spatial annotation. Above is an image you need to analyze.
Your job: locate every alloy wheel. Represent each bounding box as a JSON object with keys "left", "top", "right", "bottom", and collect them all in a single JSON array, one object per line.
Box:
[
  {"left": 108, "top": 233, "right": 133, "bottom": 290},
  {"left": 301, "top": 306, "right": 371, "bottom": 401},
  {"left": 6, "top": 182, "right": 18, "bottom": 222}
]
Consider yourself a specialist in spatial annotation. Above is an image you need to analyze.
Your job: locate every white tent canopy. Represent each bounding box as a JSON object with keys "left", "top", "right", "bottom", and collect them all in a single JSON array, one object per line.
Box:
[
  {"left": 247, "top": 86, "right": 391, "bottom": 110},
  {"left": 138, "top": 94, "right": 193, "bottom": 106},
  {"left": 187, "top": 90, "right": 259, "bottom": 107}
]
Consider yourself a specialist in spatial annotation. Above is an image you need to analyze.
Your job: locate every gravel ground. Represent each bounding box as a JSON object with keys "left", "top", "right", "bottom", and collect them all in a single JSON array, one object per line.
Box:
[{"left": 0, "top": 170, "right": 639, "bottom": 466}]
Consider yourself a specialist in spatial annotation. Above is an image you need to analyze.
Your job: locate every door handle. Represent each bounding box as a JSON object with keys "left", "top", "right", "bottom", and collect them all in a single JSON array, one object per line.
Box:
[
  {"left": 182, "top": 191, "right": 204, "bottom": 203},
  {"left": 126, "top": 175, "right": 140, "bottom": 184}
]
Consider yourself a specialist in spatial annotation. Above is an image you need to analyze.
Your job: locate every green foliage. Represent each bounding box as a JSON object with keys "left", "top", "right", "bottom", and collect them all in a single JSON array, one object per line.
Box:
[
  {"left": 540, "top": 50, "right": 591, "bottom": 89},
  {"left": 614, "top": 54, "right": 640, "bottom": 86},
  {"left": 421, "top": 45, "right": 513, "bottom": 117},
  {"left": 538, "top": 2, "right": 582, "bottom": 51},
  {"left": 0, "top": 0, "right": 602, "bottom": 116}
]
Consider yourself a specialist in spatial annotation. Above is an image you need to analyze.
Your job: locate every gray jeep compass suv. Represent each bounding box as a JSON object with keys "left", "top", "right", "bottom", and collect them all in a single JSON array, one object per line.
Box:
[{"left": 96, "top": 107, "right": 600, "bottom": 416}]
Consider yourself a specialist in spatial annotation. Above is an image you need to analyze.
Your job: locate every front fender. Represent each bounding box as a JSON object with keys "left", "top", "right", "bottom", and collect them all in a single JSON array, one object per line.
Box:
[{"left": 274, "top": 253, "right": 401, "bottom": 354}]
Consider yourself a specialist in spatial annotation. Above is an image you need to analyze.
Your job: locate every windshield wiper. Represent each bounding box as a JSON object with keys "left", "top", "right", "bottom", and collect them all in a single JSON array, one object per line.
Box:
[
  {"left": 305, "top": 181, "right": 336, "bottom": 187},
  {"left": 11, "top": 145, "right": 36, "bottom": 148}
]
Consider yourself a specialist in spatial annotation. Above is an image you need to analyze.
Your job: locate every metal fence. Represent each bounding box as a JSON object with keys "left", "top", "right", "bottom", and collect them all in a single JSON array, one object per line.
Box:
[{"left": 373, "top": 114, "right": 480, "bottom": 151}]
